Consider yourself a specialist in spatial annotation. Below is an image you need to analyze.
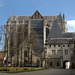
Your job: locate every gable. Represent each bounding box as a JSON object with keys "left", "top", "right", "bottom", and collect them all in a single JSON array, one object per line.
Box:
[{"left": 31, "top": 10, "right": 43, "bottom": 19}]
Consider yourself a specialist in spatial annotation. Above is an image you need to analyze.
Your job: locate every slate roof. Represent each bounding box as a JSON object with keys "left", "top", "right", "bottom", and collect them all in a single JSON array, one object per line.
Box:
[
  {"left": 47, "top": 20, "right": 62, "bottom": 41},
  {"left": 62, "top": 33, "right": 75, "bottom": 38},
  {"left": 46, "top": 19, "right": 75, "bottom": 44},
  {"left": 43, "top": 15, "right": 61, "bottom": 21},
  {"left": 46, "top": 38, "right": 72, "bottom": 44},
  {"left": 14, "top": 16, "right": 31, "bottom": 21},
  {"left": 11, "top": 10, "right": 62, "bottom": 23},
  {"left": 14, "top": 15, "right": 60, "bottom": 22}
]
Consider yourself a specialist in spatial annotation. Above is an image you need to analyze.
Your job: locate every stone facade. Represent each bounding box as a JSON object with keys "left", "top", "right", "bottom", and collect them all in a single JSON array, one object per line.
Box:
[
  {"left": 45, "top": 19, "right": 75, "bottom": 68},
  {"left": 5, "top": 10, "right": 75, "bottom": 68}
]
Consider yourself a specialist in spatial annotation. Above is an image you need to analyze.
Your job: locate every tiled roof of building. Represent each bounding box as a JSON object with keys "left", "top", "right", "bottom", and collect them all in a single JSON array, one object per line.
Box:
[
  {"left": 11, "top": 10, "right": 62, "bottom": 23},
  {"left": 47, "top": 20, "right": 62, "bottom": 41},
  {"left": 46, "top": 38, "right": 72, "bottom": 44},
  {"left": 43, "top": 15, "right": 60, "bottom": 21},
  {"left": 14, "top": 15, "right": 60, "bottom": 22},
  {"left": 46, "top": 19, "right": 75, "bottom": 44},
  {"left": 9, "top": 10, "right": 62, "bottom": 24},
  {"left": 15, "top": 16, "right": 31, "bottom": 21},
  {"left": 62, "top": 33, "right": 75, "bottom": 38}
]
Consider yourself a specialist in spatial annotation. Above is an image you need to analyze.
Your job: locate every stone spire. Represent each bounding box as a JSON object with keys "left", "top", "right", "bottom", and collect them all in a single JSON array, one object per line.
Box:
[
  {"left": 12, "top": 12, "right": 15, "bottom": 21},
  {"left": 7, "top": 17, "right": 11, "bottom": 24},
  {"left": 8, "top": 17, "right": 11, "bottom": 22},
  {"left": 13, "top": 12, "right": 14, "bottom": 17},
  {"left": 59, "top": 11, "right": 61, "bottom": 18},
  {"left": 59, "top": 11, "right": 63, "bottom": 21},
  {"left": 63, "top": 13, "right": 65, "bottom": 21}
]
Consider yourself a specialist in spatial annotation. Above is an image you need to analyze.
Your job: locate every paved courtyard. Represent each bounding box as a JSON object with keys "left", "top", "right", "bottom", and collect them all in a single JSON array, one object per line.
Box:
[{"left": 0, "top": 69, "right": 75, "bottom": 75}]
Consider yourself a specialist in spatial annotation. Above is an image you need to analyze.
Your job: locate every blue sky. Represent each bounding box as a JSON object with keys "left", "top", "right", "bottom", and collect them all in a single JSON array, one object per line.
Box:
[{"left": 0, "top": 0, "right": 75, "bottom": 32}]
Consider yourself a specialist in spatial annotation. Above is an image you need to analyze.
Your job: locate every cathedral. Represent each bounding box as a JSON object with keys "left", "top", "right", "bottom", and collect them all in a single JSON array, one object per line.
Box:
[{"left": 5, "top": 10, "right": 75, "bottom": 68}]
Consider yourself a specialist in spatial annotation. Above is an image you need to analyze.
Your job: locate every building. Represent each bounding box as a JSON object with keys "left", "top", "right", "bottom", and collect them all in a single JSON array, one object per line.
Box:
[
  {"left": 5, "top": 10, "right": 75, "bottom": 68},
  {"left": 45, "top": 20, "right": 75, "bottom": 68},
  {"left": 0, "top": 51, "right": 6, "bottom": 66}
]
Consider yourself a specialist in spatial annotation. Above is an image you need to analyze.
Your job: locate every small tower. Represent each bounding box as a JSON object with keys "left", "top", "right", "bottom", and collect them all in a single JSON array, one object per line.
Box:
[
  {"left": 12, "top": 12, "right": 15, "bottom": 21},
  {"left": 7, "top": 17, "right": 11, "bottom": 25},
  {"left": 63, "top": 14, "right": 65, "bottom": 21},
  {"left": 59, "top": 11, "right": 62, "bottom": 21},
  {"left": 59, "top": 11, "right": 61, "bottom": 18}
]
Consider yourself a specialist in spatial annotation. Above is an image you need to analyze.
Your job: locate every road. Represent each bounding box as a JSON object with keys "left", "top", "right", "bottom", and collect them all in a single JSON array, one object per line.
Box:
[{"left": 0, "top": 69, "right": 75, "bottom": 75}]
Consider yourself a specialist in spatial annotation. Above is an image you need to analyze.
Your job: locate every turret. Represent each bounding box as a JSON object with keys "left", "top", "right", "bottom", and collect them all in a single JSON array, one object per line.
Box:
[
  {"left": 59, "top": 11, "right": 61, "bottom": 18},
  {"left": 12, "top": 12, "right": 15, "bottom": 21},
  {"left": 7, "top": 17, "right": 11, "bottom": 25},
  {"left": 63, "top": 14, "right": 65, "bottom": 21},
  {"left": 59, "top": 11, "right": 62, "bottom": 21}
]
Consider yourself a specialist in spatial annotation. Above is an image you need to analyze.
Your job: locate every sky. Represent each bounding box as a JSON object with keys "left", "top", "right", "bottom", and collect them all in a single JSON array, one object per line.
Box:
[{"left": 0, "top": 0, "right": 75, "bottom": 32}]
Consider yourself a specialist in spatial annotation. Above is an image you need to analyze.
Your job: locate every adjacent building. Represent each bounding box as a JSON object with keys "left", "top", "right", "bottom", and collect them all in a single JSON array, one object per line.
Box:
[
  {"left": 0, "top": 51, "right": 6, "bottom": 66},
  {"left": 45, "top": 20, "right": 75, "bottom": 68}
]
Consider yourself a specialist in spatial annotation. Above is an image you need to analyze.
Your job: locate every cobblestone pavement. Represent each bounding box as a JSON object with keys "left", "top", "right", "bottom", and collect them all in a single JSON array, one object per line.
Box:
[{"left": 0, "top": 69, "right": 75, "bottom": 75}]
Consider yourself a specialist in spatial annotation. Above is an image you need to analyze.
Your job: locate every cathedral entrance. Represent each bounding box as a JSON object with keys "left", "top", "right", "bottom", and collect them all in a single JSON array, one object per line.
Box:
[{"left": 63, "top": 61, "right": 70, "bottom": 69}]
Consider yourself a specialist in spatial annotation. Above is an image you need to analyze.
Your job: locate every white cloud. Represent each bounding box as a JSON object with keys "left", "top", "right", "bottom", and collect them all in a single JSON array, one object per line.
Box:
[
  {"left": 67, "top": 20, "right": 75, "bottom": 32},
  {"left": 0, "top": 1, "right": 4, "bottom": 6}
]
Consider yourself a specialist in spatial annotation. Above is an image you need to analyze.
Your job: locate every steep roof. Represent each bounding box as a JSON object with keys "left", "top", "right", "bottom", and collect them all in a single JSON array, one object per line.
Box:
[
  {"left": 46, "top": 38, "right": 72, "bottom": 44},
  {"left": 31, "top": 10, "right": 43, "bottom": 19},
  {"left": 47, "top": 20, "right": 61, "bottom": 41},
  {"left": 43, "top": 15, "right": 61, "bottom": 21},
  {"left": 62, "top": 32, "right": 75, "bottom": 38},
  {"left": 14, "top": 15, "right": 60, "bottom": 21},
  {"left": 46, "top": 19, "right": 75, "bottom": 44},
  {"left": 12, "top": 10, "right": 61, "bottom": 22}
]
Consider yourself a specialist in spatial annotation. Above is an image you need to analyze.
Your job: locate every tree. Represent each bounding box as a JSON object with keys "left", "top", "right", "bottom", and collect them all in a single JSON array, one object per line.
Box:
[
  {"left": 0, "top": 25, "right": 9, "bottom": 66},
  {"left": 5, "top": 23, "right": 40, "bottom": 67}
]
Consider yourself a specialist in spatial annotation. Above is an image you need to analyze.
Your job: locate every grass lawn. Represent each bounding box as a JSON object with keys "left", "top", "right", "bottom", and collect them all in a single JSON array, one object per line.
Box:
[
  {"left": 0, "top": 67, "right": 45, "bottom": 74},
  {"left": 0, "top": 69, "right": 44, "bottom": 74}
]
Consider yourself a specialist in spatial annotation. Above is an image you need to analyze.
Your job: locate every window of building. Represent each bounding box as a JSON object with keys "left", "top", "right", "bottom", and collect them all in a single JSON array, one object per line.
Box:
[
  {"left": 50, "top": 62, "right": 52, "bottom": 66},
  {"left": 49, "top": 45, "right": 51, "bottom": 47},
  {"left": 46, "top": 27, "right": 49, "bottom": 39},
  {"left": 68, "top": 45, "right": 69, "bottom": 47},
  {"left": 58, "top": 50, "right": 61, "bottom": 56},
  {"left": 52, "top": 50, "right": 55, "bottom": 56},
  {"left": 63, "top": 45, "right": 65, "bottom": 47},
  {"left": 73, "top": 51, "right": 75, "bottom": 55},
  {"left": 57, "top": 62, "right": 59, "bottom": 66},
  {"left": 54, "top": 45, "right": 55, "bottom": 47},
  {"left": 58, "top": 45, "right": 60, "bottom": 47},
  {"left": 65, "top": 50, "right": 68, "bottom": 55}
]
